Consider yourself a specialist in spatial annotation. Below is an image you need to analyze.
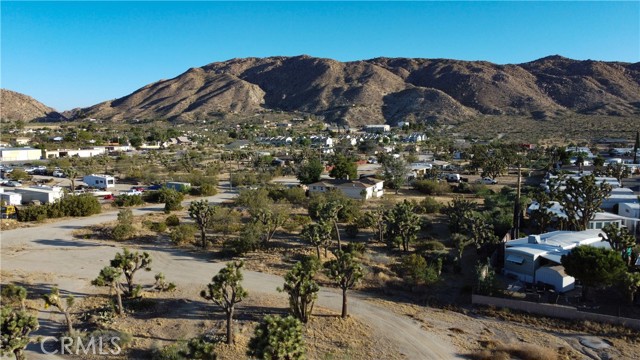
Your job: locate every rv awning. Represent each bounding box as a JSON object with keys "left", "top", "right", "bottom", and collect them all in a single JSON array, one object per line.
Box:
[
  {"left": 506, "top": 255, "right": 525, "bottom": 264},
  {"left": 540, "top": 253, "right": 563, "bottom": 264}
]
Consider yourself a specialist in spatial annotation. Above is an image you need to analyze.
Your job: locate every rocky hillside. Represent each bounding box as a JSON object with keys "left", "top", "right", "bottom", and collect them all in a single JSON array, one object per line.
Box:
[
  {"left": 75, "top": 55, "right": 640, "bottom": 125},
  {"left": 0, "top": 89, "right": 62, "bottom": 122}
]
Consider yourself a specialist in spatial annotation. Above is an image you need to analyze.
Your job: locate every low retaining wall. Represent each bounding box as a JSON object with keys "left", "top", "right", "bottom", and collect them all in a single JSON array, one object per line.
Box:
[{"left": 472, "top": 294, "right": 640, "bottom": 330}]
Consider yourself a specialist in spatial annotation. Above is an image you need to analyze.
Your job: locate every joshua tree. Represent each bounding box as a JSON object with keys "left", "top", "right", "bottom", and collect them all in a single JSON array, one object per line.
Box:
[
  {"left": 278, "top": 257, "right": 320, "bottom": 323},
  {"left": 42, "top": 287, "right": 75, "bottom": 335},
  {"left": 110, "top": 248, "right": 152, "bottom": 298},
  {"left": 301, "top": 222, "right": 332, "bottom": 259},
  {"left": 92, "top": 266, "right": 124, "bottom": 315},
  {"left": 1, "top": 306, "right": 39, "bottom": 360},
  {"left": 324, "top": 250, "right": 363, "bottom": 318},
  {"left": 189, "top": 200, "right": 216, "bottom": 249},
  {"left": 1, "top": 284, "right": 27, "bottom": 311},
  {"left": 201, "top": 262, "right": 248, "bottom": 345}
]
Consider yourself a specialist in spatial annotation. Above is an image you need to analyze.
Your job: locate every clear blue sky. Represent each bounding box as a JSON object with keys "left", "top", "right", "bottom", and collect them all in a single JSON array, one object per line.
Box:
[{"left": 2, "top": 1, "right": 639, "bottom": 111}]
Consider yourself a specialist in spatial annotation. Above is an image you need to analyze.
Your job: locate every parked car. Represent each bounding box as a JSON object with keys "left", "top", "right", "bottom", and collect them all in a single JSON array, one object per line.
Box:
[
  {"left": 446, "top": 173, "right": 461, "bottom": 183},
  {"left": 121, "top": 189, "right": 142, "bottom": 196},
  {"left": 4, "top": 181, "right": 22, "bottom": 187},
  {"left": 147, "top": 184, "right": 163, "bottom": 191},
  {"left": 52, "top": 170, "right": 65, "bottom": 177},
  {"left": 131, "top": 186, "right": 145, "bottom": 192},
  {"left": 476, "top": 177, "right": 498, "bottom": 185}
]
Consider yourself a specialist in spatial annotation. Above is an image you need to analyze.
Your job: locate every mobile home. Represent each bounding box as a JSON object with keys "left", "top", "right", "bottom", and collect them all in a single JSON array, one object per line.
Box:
[{"left": 83, "top": 174, "right": 115, "bottom": 190}]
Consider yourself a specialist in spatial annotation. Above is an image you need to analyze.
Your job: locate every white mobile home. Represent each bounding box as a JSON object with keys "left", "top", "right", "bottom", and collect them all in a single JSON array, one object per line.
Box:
[
  {"left": 0, "top": 191, "right": 22, "bottom": 205},
  {"left": 83, "top": 174, "right": 115, "bottom": 189},
  {"left": 14, "top": 187, "right": 64, "bottom": 204}
]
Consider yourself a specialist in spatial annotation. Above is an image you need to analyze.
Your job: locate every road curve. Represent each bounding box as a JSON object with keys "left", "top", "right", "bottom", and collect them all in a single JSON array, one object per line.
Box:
[{"left": 1, "top": 190, "right": 460, "bottom": 359}]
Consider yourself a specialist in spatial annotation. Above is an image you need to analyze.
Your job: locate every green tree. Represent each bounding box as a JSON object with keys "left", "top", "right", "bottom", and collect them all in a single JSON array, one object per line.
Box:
[
  {"left": 0, "top": 306, "right": 39, "bottom": 360},
  {"left": 443, "top": 197, "right": 477, "bottom": 234},
  {"left": 112, "top": 208, "right": 135, "bottom": 241},
  {"left": 383, "top": 156, "right": 409, "bottom": 194},
  {"left": 301, "top": 222, "right": 332, "bottom": 259},
  {"left": 92, "top": 266, "right": 124, "bottom": 315},
  {"left": 396, "top": 254, "right": 439, "bottom": 289},
  {"left": 451, "top": 233, "right": 474, "bottom": 272},
  {"left": 561, "top": 246, "right": 627, "bottom": 301},
  {"left": 110, "top": 248, "right": 152, "bottom": 298},
  {"left": 550, "top": 174, "right": 612, "bottom": 230},
  {"left": 324, "top": 250, "right": 364, "bottom": 318},
  {"left": 278, "top": 257, "right": 320, "bottom": 323},
  {"left": 329, "top": 154, "right": 357, "bottom": 180},
  {"left": 247, "top": 315, "right": 305, "bottom": 360},
  {"left": 601, "top": 223, "right": 636, "bottom": 263},
  {"left": 42, "top": 287, "right": 75, "bottom": 335},
  {"left": 316, "top": 200, "right": 344, "bottom": 250},
  {"left": 384, "top": 200, "right": 421, "bottom": 251},
  {"left": 189, "top": 200, "right": 216, "bottom": 249},
  {"left": 619, "top": 272, "right": 640, "bottom": 305},
  {"left": 296, "top": 157, "right": 324, "bottom": 185},
  {"left": 1, "top": 285, "right": 27, "bottom": 311},
  {"left": 200, "top": 262, "right": 248, "bottom": 345}
]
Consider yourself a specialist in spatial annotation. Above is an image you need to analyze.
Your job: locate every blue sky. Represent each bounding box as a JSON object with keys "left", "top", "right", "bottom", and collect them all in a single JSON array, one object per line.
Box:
[{"left": 2, "top": 1, "right": 639, "bottom": 111}]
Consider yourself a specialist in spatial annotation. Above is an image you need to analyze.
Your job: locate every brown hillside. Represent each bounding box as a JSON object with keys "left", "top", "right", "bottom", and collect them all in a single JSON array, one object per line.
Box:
[
  {"left": 70, "top": 55, "right": 640, "bottom": 125},
  {"left": 0, "top": 89, "right": 62, "bottom": 122}
]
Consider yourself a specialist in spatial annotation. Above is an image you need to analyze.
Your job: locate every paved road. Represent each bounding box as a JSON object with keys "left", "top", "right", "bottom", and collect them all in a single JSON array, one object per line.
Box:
[{"left": 1, "top": 188, "right": 460, "bottom": 359}]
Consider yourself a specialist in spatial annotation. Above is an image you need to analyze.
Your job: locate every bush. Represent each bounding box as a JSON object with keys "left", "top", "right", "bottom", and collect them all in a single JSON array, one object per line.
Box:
[
  {"left": 421, "top": 240, "right": 446, "bottom": 251},
  {"left": 345, "top": 242, "right": 366, "bottom": 255},
  {"left": 191, "top": 183, "right": 217, "bottom": 196},
  {"left": 165, "top": 215, "right": 180, "bottom": 227},
  {"left": 147, "top": 222, "right": 167, "bottom": 233},
  {"left": 16, "top": 194, "right": 101, "bottom": 222},
  {"left": 345, "top": 224, "right": 359, "bottom": 239},
  {"left": 413, "top": 180, "right": 450, "bottom": 195},
  {"left": 169, "top": 224, "right": 197, "bottom": 245},
  {"left": 394, "top": 254, "right": 440, "bottom": 289},
  {"left": 113, "top": 194, "right": 145, "bottom": 207},
  {"left": 419, "top": 197, "right": 442, "bottom": 213},
  {"left": 112, "top": 224, "right": 135, "bottom": 241}
]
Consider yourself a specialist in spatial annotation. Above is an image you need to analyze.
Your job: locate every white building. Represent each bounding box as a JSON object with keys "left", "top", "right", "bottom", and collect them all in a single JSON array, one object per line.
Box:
[
  {"left": 308, "top": 178, "right": 384, "bottom": 200},
  {"left": 45, "top": 147, "right": 107, "bottom": 159},
  {"left": 0, "top": 147, "right": 42, "bottom": 162},
  {"left": 14, "top": 186, "right": 64, "bottom": 204},
  {"left": 364, "top": 124, "right": 391, "bottom": 133},
  {"left": 504, "top": 229, "right": 609, "bottom": 292}
]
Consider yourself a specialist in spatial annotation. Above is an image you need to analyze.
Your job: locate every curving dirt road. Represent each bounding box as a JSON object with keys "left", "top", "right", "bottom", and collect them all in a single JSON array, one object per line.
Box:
[{"left": 1, "top": 190, "right": 461, "bottom": 359}]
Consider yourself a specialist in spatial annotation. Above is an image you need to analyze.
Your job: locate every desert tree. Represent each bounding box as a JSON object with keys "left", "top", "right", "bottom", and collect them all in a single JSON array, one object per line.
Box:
[
  {"left": 443, "top": 197, "right": 477, "bottom": 234},
  {"left": 1, "top": 284, "right": 27, "bottom": 311},
  {"left": 301, "top": 222, "right": 332, "bottom": 259},
  {"left": 296, "top": 157, "right": 324, "bottom": 185},
  {"left": 92, "top": 266, "right": 124, "bottom": 315},
  {"left": 550, "top": 174, "right": 612, "bottom": 231},
  {"left": 384, "top": 200, "right": 421, "bottom": 252},
  {"left": 324, "top": 250, "right": 364, "bottom": 318},
  {"left": 110, "top": 248, "right": 152, "bottom": 298},
  {"left": 561, "top": 246, "right": 627, "bottom": 301},
  {"left": 619, "top": 271, "right": 640, "bottom": 305},
  {"left": 316, "top": 200, "right": 344, "bottom": 250},
  {"left": 451, "top": 233, "right": 474, "bottom": 272},
  {"left": 63, "top": 167, "right": 79, "bottom": 193},
  {"left": 42, "top": 287, "right": 75, "bottom": 335},
  {"left": 600, "top": 223, "right": 636, "bottom": 264},
  {"left": 200, "top": 261, "right": 248, "bottom": 345},
  {"left": 382, "top": 156, "right": 409, "bottom": 194},
  {"left": 278, "top": 257, "right": 320, "bottom": 323},
  {"left": 0, "top": 306, "right": 39, "bottom": 360},
  {"left": 328, "top": 154, "right": 357, "bottom": 180},
  {"left": 189, "top": 200, "right": 216, "bottom": 249},
  {"left": 247, "top": 315, "right": 305, "bottom": 360}
]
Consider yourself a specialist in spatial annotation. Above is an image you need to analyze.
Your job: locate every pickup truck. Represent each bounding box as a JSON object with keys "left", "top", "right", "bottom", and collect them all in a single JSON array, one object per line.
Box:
[
  {"left": 121, "top": 189, "right": 142, "bottom": 196},
  {"left": 476, "top": 177, "right": 498, "bottom": 185}
]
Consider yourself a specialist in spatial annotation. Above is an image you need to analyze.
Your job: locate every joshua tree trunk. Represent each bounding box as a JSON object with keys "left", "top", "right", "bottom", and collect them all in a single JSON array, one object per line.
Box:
[
  {"left": 316, "top": 246, "right": 321, "bottom": 259},
  {"left": 201, "top": 228, "right": 207, "bottom": 249},
  {"left": 63, "top": 310, "right": 74, "bottom": 335},
  {"left": 14, "top": 348, "right": 25, "bottom": 360},
  {"left": 341, "top": 288, "right": 348, "bottom": 318},
  {"left": 113, "top": 284, "right": 123, "bottom": 315},
  {"left": 226, "top": 309, "right": 234, "bottom": 344},
  {"left": 334, "top": 221, "right": 341, "bottom": 251}
]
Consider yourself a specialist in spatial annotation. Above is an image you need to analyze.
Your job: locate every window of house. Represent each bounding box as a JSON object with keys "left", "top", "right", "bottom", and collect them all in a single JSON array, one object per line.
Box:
[{"left": 506, "top": 254, "right": 525, "bottom": 265}]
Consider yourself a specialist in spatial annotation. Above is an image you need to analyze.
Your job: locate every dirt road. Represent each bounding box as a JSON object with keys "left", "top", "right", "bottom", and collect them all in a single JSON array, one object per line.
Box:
[{"left": 1, "top": 189, "right": 461, "bottom": 359}]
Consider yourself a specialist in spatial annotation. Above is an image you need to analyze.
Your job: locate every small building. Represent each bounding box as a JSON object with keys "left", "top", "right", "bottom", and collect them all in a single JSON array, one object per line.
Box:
[
  {"left": 14, "top": 186, "right": 64, "bottom": 204},
  {"left": 308, "top": 178, "right": 384, "bottom": 200},
  {"left": 0, "top": 191, "right": 22, "bottom": 206},
  {"left": 166, "top": 181, "right": 191, "bottom": 192},
  {"left": 15, "top": 137, "right": 31, "bottom": 145},
  {"left": 83, "top": 174, "right": 115, "bottom": 189},
  {"left": 364, "top": 124, "right": 391, "bottom": 133},
  {"left": 0, "top": 147, "right": 42, "bottom": 162},
  {"left": 225, "top": 140, "right": 250, "bottom": 150}
]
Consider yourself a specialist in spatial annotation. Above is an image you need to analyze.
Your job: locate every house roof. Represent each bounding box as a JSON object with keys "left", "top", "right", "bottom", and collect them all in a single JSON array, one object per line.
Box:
[
  {"left": 309, "top": 178, "right": 383, "bottom": 189},
  {"left": 506, "top": 229, "right": 611, "bottom": 264}
]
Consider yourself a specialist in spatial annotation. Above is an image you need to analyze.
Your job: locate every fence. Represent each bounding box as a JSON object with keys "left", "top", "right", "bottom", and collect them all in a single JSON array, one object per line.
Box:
[{"left": 472, "top": 294, "right": 640, "bottom": 330}]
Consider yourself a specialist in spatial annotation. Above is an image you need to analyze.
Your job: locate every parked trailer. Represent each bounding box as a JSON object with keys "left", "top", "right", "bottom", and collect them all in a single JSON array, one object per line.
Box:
[
  {"left": 14, "top": 187, "right": 63, "bottom": 204},
  {"left": 82, "top": 174, "right": 115, "bottom": 190},
  {"left": 166, "top": 181, "right": 191, "bottom": 192}
]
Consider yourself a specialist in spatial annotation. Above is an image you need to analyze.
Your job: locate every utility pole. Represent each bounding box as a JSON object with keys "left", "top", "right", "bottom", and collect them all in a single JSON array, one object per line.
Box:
[{"left": 512, "top": 165, "right": 522, "bottom": 239}]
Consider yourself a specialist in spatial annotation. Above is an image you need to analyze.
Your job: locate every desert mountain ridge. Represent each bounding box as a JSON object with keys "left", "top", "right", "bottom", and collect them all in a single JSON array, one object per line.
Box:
[
  {"left": 3, "top": 55, "right": 640, "bottom": 125},
  {"left": 0, "top": 89, "right": 67, "bottom": 123}
]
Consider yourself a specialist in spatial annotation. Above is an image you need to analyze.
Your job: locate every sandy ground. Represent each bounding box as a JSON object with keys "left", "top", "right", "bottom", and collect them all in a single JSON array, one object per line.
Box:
[{"left": 0, "top": 188, "right": 460, "bottom": 359}]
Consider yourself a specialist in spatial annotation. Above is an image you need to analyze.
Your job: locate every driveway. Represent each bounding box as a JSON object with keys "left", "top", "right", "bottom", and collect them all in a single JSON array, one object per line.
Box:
[{"left": 1, "top": 188, "right": 460, "bottom": 359}]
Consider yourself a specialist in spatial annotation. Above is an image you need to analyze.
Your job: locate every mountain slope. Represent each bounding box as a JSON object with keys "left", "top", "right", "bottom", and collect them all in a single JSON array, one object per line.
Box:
[
  {"left": 76, "top": 55, "right": 640, "bottom": 125},
  {"left": 0, "top": 89, "right": 61, "bottom": 122}
]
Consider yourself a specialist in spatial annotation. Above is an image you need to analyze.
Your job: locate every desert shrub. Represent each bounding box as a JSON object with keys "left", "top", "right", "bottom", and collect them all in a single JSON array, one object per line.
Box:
[
  {"left": 113, "top": 195, "right": 145, "bottom": 207},
  {"left": 158, "top": 188, "right": 184, "bottom": 213},
  {"left": 393, "top": 254, "right": 440, "bottom": 289},
  {"left": 419, "top": 197, "right": 442, "bottom": 213},
  {"left": 151, "top": 333, "right": 221, "bottom": 360},
  {"left": 266, "top": 186, "right": 307, "bottom": 206},
  {"left": 190, "top": 183, "right": 217, "bottom": 197},
  {"left": 413, "top": 180, "right": 450, "bottom": 195},
  {"left": 345, "top": 223, "right": 359, "bottom": 238},
  {"left": 468, "top": 343, "right": 558, "bottom": 360},
  {"left": 146, "top": 222, "right": 167, "bottom": 233},
  {"left": 421, "top": 240, "right": 446, "bottom": 251},
  {"left": 169, "top": 224, "right": 197, "bottom": 245},
  {"left": 16, "top": 194, "right": 101, "bottom": 222},
  {"left": 345, "top": 242, "right": 366, "bottom": 255},
  {"left": 86, "top": 329, "right": 132, "bottom": 352},
  {"left": 165, "top": 215, "right": 180, "bottom": 227}
]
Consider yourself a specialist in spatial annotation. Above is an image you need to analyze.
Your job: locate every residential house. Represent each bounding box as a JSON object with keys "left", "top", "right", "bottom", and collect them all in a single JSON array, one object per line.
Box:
[
  {"left": 504, "top": 229, "right": 609, "bottom": 292},
  {"left": 307, "top": 178, "right": 384, "bottom": 200}
]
